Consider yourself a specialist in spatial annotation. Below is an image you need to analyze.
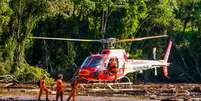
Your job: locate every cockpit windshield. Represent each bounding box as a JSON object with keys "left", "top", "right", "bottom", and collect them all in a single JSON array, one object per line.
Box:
[{"left": 81, "top": 56, "right": 104, "bottom": 68}]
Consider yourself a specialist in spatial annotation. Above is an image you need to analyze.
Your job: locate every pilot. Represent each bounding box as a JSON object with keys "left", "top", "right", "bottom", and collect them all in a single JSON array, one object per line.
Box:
[{"left": 108, "top": 58, "right": 118, "bottom": 81}]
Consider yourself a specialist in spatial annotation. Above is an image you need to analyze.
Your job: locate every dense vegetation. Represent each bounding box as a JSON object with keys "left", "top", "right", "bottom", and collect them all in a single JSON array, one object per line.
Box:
[{"left": 0, "top": 0, "right": 200, "bottom": 83}]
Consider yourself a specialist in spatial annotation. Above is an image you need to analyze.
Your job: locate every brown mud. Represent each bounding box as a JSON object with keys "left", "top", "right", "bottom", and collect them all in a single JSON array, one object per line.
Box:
[{"left": 0, "top": 82, "right": 201, "bottom": 101}]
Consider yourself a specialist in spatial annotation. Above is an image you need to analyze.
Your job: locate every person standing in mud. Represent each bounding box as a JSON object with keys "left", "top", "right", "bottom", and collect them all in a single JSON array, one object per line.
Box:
[
  {"left": 56, "top": 74, "right": 64, "bottom": 101},
  {"left": 38, "top": 75, "right": 49, "bottom": 101},
  {"left": 67, "top": 77, "right": 79, "bottom": 101}
]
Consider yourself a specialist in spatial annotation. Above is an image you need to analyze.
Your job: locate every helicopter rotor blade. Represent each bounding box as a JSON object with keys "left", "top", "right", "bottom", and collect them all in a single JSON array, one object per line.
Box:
[
  {"left": 30, "top": 37, "right": 102, "bottom": 42},
  {"left": 117, "top": 35, "right": 168, "bottom": 43}
]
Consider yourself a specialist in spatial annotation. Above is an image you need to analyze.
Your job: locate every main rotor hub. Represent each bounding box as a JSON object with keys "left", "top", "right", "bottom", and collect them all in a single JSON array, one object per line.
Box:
[
  {"left": 100, "top": 38, "right": 117, "bottom": 48},
  {"left": 101, "top": 38, "right": 116, "bottom": 44}
]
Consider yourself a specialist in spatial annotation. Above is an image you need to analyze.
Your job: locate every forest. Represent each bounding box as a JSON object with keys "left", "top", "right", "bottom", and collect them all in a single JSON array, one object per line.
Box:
[{"left": 0, "top": 0, "right": 201, "bottom": 83}]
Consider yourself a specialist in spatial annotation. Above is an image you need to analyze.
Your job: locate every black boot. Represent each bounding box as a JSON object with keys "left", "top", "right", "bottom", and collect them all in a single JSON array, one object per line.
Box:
[
  {"left": 67, "top": 96, "right": 71, "bottom": 101},
  {"left": 46, "top": 98, "right": 49, "bottom": 101}
]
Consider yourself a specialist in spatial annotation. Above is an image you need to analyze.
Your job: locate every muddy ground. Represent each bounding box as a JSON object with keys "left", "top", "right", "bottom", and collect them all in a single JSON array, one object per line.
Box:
[
  {"left": 0, "top": 95, "right": 158, "bottom": 101},
  {"left": 1, "top": 83, "right": 201, "bottom": 101}
]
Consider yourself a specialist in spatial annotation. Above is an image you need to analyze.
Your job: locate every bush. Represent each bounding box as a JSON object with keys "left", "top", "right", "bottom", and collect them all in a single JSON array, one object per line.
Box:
[
  {"left": 14, "top": 64, "right": 54, "bottom": 85},
  {"left": 0, "top": 63, "right": 11, "bottom": 75}
]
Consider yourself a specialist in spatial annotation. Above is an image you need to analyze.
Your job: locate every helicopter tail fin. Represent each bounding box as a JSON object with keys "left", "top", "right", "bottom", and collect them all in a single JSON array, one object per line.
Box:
[{"left": 163, "top": 40, "right": 173, "bottom": 78}]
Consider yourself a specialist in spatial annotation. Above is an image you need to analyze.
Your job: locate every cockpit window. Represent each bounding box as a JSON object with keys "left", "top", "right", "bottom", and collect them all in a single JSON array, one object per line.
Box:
[{"left": 81, "top": 56, "right": 104, "bottom": 68}]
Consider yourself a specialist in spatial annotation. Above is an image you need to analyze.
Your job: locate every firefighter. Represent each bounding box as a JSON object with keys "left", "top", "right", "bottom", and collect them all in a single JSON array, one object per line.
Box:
[
  {"left": 67, "top": 77, "right": 79, "bottom": 101},
  {"left": 56, "top": 74, "right": 64, "bottom": 101},
  {"left": 108, "top": 58, "right": 118, "bottom": 81},
  {"left": 38, "top": 75, "right": 49, "bottom": 101}
]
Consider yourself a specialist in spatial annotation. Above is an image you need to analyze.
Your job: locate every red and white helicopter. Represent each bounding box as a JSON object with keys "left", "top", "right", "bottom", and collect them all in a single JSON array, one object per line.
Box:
[{"left": 31, "top": 34, "right": 172, "bottom": 83}]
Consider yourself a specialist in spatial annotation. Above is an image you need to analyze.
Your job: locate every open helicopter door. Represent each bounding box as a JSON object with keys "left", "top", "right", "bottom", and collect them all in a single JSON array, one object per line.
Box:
[{"left": 163, "top": 40, "right": 173, "bottom": 78}]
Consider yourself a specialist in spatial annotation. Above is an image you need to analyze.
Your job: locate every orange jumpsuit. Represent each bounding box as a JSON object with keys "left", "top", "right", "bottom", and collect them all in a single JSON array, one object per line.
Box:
[
  {"left": 38, "top": 79, "right": 49, "bottom": 100},
  {"left": 67, "top": 79, "right": 79, "bottom": 101},
  {"left": 56, "top": 79, "right": 64, "bottom": 101},
  {"left": 109, "top": 59, "right": 118, "bottom": 81}
]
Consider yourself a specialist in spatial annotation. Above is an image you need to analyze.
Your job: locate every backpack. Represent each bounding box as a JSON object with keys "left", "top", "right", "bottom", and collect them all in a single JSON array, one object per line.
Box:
[{"left": 37, "top": 80, "right": 40, "bottom": 87}]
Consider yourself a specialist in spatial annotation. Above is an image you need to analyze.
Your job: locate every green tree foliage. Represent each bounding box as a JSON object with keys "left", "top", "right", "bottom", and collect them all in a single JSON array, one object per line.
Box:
[
  {"left": 138, "top": 0, "right": 180, "bottom": 35},
  {"left": 14, "top": 63, "right": 53, "bottom": 83},
  {"left": 121, "top": 0, "right": 147, "bottom": 38},
  {"left": 0, "top": 0, "right": 53, "bottom": 81},
  {"left": 0, "top": 0, "right": 12, "bottom": 35},
  {"left": 175, "top": 0, "right": 201, "bottom": 33},
  {"left": 0, "top": 0, "right": 201, "bottom": 83},
  {"left": 0, "top": 0, "right": 13, "bottom": 75},
  {"left": 2, "top": 0, "right": 49, "bottom": 72},
  {"left": 170, "top": 32, "right": 201, "bottom": 82},
  {"left": 168, "top": 0, "right": 201, "bottom": 82},
  {"left": 48, "top": 0, "right": 74, "bottom": 17}
]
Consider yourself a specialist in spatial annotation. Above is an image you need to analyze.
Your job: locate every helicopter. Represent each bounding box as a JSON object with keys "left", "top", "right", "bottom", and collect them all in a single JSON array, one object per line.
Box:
[{"left": 30, "top": 34, "right": 172, "bottom": 82}]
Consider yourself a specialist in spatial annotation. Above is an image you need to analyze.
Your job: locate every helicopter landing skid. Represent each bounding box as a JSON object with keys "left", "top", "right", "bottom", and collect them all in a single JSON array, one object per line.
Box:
[{"left": 79, "top": 76, "right": 133, "bottom": 95}]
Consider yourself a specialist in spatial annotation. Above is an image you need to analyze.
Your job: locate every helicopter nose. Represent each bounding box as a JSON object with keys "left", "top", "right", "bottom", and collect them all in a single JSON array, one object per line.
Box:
[{"left": 79, "top": 70, "right": 90, "bottom": 76}]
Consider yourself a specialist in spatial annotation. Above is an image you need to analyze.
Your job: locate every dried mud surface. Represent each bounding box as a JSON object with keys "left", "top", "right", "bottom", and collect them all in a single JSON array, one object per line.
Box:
[{"left": 0, "top": 83, "right": 201, "bottom": 101}]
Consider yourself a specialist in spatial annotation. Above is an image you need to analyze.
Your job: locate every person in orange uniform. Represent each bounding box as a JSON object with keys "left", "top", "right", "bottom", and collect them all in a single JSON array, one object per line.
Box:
[
  {"left": 108, "top": 58, "right": 118, "bottom": 81},
  {"left": 38, "top": 75, "right": 49, "bottom": 101},
  {"left": 56, "top": 74, "right": 64, "bottom": 101},
  {"left": 67, "top": 77, "right": 79, "bottom": 101}
]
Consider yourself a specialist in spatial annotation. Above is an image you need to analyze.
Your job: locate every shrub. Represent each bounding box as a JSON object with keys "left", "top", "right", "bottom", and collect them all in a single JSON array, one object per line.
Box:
[
  {"left": 0, "top": 63, "right": 11, "bottom": 75},
  {"left": 14, "top": 64, "right": 54, "bottom": 85}
]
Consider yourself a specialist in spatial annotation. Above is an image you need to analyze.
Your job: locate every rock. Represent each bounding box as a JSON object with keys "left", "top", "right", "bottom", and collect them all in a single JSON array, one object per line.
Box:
[{"left": 150, "top": 94, "right": 157, "bottom": 99}]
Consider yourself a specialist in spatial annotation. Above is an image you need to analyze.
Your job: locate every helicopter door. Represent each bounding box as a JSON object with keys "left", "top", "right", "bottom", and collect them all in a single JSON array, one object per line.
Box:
[{"left": 108, "top": 57, "right": 119, "bottom": 71}]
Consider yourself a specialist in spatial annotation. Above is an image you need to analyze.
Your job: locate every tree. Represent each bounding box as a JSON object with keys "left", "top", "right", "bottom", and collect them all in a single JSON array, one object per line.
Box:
[
  {"left": 0, "top": 0, "right": 12, "bottom": 74},
  {"left": 3, "top": 0, "right": 49, "bottom": 73},
  {"left": 175, "top": 0, "right": 201, "bottom": 33},
  {"left": 0, "top": 0, "right": 12, "bottom": 36}
]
